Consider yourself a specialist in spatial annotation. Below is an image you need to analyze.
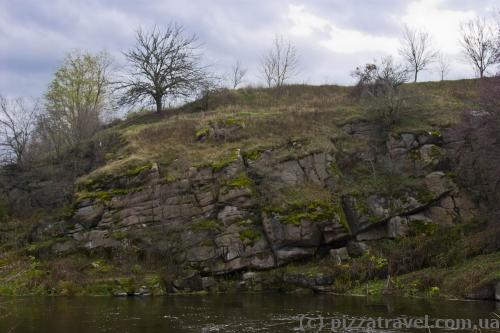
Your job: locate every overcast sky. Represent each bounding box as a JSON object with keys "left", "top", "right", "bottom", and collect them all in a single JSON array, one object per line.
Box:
[{"left": 0, "top": 0, "right": 498, "bottom": 99}]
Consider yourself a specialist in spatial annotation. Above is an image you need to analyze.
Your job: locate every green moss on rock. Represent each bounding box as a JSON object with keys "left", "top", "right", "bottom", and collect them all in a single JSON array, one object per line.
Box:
[
  {"left": 210, "top": 150, "right": 240, "bottom": 171},
  {"left": 429, "top": 130, "right": 442, "bottom": 138},
  {"left": 276, "top": 200, "right": 346, "bottom": 226},
  {"left": 329, "top": 162, "right": 343, "bottom": 177},
  {"left": 195, "top": 127, "right": 209, "bottom": 140},
  {"left": 239, "top": 229, "right": 261, "bottom": 244},
  {"left": 242, "top": 149, "right": 261, "bottom": 161},
  {"left": 191, "top": 219, "right": 222, "bottom": 232},
  {"left": 429, "top": 145, "right": 442, "bottom": 160},
  {"left": 78, "top": 162, "right": 153, "bottom": 192},
  {"left": 226, "top": 172, "right": 253, "bottom": 188},
  {"left": 416, "top": 186, "right": 435, "bottom": 204}
]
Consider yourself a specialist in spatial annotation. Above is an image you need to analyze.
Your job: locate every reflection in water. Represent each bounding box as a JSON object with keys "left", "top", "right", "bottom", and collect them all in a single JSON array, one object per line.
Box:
[{"left": 0, "top": 294, "right": 497, "bottom": 332}]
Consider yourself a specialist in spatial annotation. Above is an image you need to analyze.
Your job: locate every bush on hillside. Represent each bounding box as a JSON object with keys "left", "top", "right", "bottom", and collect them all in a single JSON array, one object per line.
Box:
[{"left": 351, "top": 57, "right": 410, "bottom": 138}]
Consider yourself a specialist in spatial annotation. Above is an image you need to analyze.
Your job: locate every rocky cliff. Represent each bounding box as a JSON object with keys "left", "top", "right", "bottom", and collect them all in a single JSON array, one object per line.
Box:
[
  {"left": 31, "top": 122, "right": 481, "bottom": 293},
  {"left": 3, "top": 82, "right": 499, "bottom": 299}
]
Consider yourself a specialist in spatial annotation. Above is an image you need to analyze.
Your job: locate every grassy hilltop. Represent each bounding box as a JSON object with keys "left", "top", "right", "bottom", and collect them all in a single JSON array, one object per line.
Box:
[{"left": 84, "top": 80, "right": 474, "bottom": 180}]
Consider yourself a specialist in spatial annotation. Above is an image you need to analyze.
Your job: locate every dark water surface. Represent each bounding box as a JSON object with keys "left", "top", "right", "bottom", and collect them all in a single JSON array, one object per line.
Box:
[{"left": 0, "top": 294, "right": 498, "bottom": 332}]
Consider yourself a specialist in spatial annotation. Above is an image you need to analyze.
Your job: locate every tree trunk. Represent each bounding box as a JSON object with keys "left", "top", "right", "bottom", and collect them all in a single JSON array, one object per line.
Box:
[
  {"left": 155, "top": 97, "right": 162, "bottom": 113},
  {"left": 414, "top": 70, "right": 418, "bottom": 83}
]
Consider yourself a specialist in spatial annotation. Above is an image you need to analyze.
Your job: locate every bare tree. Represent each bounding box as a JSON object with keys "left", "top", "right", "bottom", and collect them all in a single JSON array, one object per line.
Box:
[
  {"left": 120, "top": 23, "right": 206, "bottom": 113},
  {"left": 230, "top": 60, "right": 247, "bottom": 89},
  {"left": 0, "top": 95, "right": 38, "bottom": 167},
  {"left": 460, "top": 17, "right": 498, "bottom": 78},
  {"left": 436, "top": 53, "right": 451, "bottom": 81},
  {"left": 261, "top": 55, "right": 276, "bottom": 88},
  {"left": 260, "top": 35, "right": 299, "bottom": 88},
  {"left": 399, "top": 25, "right": 438, "bottom": 82}
]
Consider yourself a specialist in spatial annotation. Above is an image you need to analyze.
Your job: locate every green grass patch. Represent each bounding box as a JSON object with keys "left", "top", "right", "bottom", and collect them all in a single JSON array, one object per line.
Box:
[
  {"left": 239, "top": 229, "right": 261, "bottom": 244},
  {"left": 190, "top": 219, "right": 222, "bottom": 232}
]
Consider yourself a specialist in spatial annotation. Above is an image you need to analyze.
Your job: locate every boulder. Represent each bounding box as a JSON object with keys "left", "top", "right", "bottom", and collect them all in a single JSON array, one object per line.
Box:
[
  {"left": 345, "top": 190, "right": 441, "bottom": 241},
  {"left": 339, "top": 196, "right": 369, "bottom": 233},
  {"left": 367, "top": 195, "right": 390, "bottom": 218},
  {"left": 387, "top": 133, "right": 447, "bottom": 175},
  {"left": 85, "top": 237, "right": 121, "bottom": 250},
  {"left": 465, "top": 284, "right": 495, "bottom": 300},
  {"left": 417, "top": 131, "right": 442, "bottom": 146},
  {"left": 320, "top": 221, "right": 351, "bottom": 245},
  {"left": 173, "top": 273, "right": 204, "bottom": 291},
  {"left": 329, "top": 247, "right": 349, "bottom": 264},
  {"left": 248, "top": 251, "right": 275, "bottom": 270},
  {"left": 424, "top": 172, "right": 456, "bottom": 197},
  {"left": 346, "top": 241, "right": 369, "bottom": 257},
  {"left": 407, "top": 214, "right": 431, "bottom": 223},
  {"left": 419, "top": 144, "right": 445, "bottom": 169},
  {"left": 400, "top": 133, "right": 418, "bottom": 149},
  {"left": 387, "top": 133, "right": 417, "bottom": 155},
  {"left": 426, "top": 207, "right": 454, "bottom": 226},
  {"left": 242, "top": 271, "right": 260, "bottom": 281},
  {"left": 276, "top": 247, "right": 316, "bottom": 265},
  {"left": 72, "top": 204, "right": 104, "bottom": 229},
  {"left": 185, "top": 246, "right": 217, "bottom": 263},
  {"left": 387, "top": 216, "right": 409, "bottom": 238},
  {"left": 210, "top": 249, "right": 275, "bottom": 274},
  {"left": 262, "top": 214, "right": 322, "bottom": 248},
  {"left": 215, "top": 231, "right": 246, "bottom": 262},
  {"left": 218, "top": 187, "right": 254, "bottom": 206},
  {"left": 201, "top": 277, "right": 216, "bottom": 290},
  {"left": 250, "top": 151, "right": 331, "bottom": 189},
  {"left": 217, "top": 206, "right": 247, "bottom": 225},
  {"left": 356, "top": 226, "right": 387, "bottom": 241},
  {"left": 135, "top": 286, "right": 151, "bottom": 296},
  {"left": 52, "top": 239, "right": 78, "bottom": 255}
]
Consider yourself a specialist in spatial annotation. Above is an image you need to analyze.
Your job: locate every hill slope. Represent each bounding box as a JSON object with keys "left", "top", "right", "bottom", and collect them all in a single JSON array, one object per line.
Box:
[{"left": 1, "top": 80, "right": 499, "bottom": 299}]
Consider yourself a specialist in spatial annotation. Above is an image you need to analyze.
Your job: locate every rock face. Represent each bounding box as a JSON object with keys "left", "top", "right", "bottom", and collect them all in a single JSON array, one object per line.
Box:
[
  {"left": 34, "top": 126, "right": 480, "bottom": 284},
  {"left": 262, "top": 213, "right": 320, "bottom": 265},
  {"left": 40, "top": 150, "right": 347, "bottom": 275},
  {"left": 388, "top": 131, "right": 446, "bottom": 175}
]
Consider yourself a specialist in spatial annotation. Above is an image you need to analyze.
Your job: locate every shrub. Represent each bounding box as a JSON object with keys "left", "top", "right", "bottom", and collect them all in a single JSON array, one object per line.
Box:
[
  {"left": 381, "top": 225, "right": 465, "bottom": 275},
  {"left": 352, "top": 57, "right": 410, "bottom": 139}
]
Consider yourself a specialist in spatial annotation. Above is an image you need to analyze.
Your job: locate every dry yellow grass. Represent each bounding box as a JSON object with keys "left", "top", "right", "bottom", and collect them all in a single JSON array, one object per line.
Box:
[{"left": 80, "top": 80, "right": 479, "bottom": 183}]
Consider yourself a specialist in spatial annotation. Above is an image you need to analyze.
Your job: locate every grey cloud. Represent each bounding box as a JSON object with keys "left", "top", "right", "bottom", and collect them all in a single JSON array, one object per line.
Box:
[
  {"left": 440, "top": 0, "right": 499, "bottom": 14},
  {"left": 301, "top": 0, "right": 409, "bottom": 36},
  {"left": 0, "top": 0, "right": 494, "bottom": 99}
]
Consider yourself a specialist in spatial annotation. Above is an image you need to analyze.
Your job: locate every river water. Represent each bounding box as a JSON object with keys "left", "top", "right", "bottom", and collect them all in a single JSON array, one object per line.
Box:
[{"left": 0, "top": 294, "right": 498, "bottom": 332}]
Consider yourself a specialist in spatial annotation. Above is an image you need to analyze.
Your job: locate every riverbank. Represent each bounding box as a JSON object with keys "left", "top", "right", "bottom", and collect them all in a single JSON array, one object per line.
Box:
[{"left": 1, "top": 249, "right": 500, "bottom": 302}]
